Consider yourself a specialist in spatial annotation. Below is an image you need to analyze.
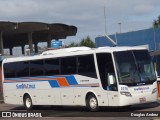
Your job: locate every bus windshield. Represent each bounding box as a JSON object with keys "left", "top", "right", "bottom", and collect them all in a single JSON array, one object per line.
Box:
[{"left": 114, "top": 50, "right": 156, "bottom": 86}]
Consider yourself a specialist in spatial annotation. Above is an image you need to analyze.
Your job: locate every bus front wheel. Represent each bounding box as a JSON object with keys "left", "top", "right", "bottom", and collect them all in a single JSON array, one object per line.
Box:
[
  {"left": 86, "top": 94, "right": 99, "bottom": 112},
  {"left": 24, "top": 94, "right": 33, "bottom": 110}
]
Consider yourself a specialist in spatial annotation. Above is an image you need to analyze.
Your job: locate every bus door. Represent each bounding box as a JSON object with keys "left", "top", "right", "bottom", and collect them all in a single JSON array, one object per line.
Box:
[{"left": 96, "top": 53, "right": 118, "bottom": 106}]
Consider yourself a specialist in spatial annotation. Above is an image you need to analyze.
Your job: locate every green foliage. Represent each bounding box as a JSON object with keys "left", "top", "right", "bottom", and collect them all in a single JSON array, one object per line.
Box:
[
  {"left": 153, "top": 15, "right": 160, "bottom": 28},
  {"left": 79, "top": 36, "right": 95, "bottom": 48},
  {"left": 68, "top": 36, "right": 95, "bottom": 48},
  {"left": 67, "top": 42, "right": 79, "bottom": 47}
]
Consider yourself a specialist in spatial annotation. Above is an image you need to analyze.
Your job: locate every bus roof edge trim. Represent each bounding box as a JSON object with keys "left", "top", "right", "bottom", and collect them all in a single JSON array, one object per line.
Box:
[{"left": 41, "top": 47, "right": 91, "bottom": 55}]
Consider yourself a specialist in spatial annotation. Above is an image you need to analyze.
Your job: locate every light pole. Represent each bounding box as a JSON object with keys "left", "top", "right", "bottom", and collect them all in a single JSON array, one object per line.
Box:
[
  {"left": 118, "top": 22, "right": 121, "bottom": 33},
  {"left": 153, "top": 27, "right": 156, "bottom": 50}
]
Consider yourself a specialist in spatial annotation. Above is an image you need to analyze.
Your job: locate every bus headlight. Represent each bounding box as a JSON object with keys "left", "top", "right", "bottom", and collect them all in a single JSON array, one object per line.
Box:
[
  {"left": 120, "top": 91, "right": 132, "bottom": 97},
  {"left": 152, "top": 88, "right": 157, "bottom": 94}
]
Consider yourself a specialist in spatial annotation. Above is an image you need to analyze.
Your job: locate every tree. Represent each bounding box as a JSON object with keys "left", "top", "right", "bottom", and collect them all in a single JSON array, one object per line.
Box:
[
  {"left": 153, "top": 20, "right": 159, "bottom": 28},
  {"left": 67, "top": 42, "right": 79, "bottom": 47},
  {"left": 79, "top": 36, "right": 95, "bottom": 48},
  {"left": 158, "top": 16, "right": 160, "bottom": 24},
  {"left": 153, "top": 15, "right": 160, "bottom": 28},
  {"left": 68, "top": 36, "right": 96, "bottom": 48}
]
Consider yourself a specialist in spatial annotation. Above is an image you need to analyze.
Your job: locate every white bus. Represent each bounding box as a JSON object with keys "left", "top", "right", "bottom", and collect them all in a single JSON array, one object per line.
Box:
[{"left": 2, "top": 46, "right": 157, "bottom": 111}]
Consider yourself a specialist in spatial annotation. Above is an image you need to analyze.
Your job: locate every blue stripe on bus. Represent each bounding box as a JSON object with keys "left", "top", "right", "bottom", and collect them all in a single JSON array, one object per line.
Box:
[
  {"left": 5, "top": 75, "right": 79, "bottom": 87},
  {"left": 65, "top": 75, "right": 78, "bottom": 85},
  {"left": 48, "top": 80, "right": 59, "bottom": 88}
]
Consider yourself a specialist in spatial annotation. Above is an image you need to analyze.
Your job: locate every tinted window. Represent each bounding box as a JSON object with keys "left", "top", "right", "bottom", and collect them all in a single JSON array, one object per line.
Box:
[
  {"left": 4, "top": 62, "right": 17, "bottom": 78},
  {"left": 30, "top": 60, "right": 44, "bottom": 76},
  {"left": 78, "top": 55, "right": 97, "bottom": 78},
  {"left": 44, "top": 58, "right": 60, "bottom": 75},
  {"left": 16, "top": 61, "right": 29, "bottom": 77},
  {"left": 61, "top": 57, "right": 76, "bottom": 74}
]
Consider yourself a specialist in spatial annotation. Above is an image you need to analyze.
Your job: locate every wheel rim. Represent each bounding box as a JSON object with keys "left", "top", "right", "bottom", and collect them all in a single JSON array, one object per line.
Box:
[
  {"left": 89, "top": 97, "right": 97, "bottom": 109},
  {"left": 26, "top": 98, "right": 31, "bottom": 108}
]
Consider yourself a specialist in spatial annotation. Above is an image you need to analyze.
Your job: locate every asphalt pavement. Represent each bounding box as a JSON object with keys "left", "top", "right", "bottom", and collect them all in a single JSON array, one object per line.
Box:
[{"left": 0, "top": 95, "right": 160, "bottom": 119}]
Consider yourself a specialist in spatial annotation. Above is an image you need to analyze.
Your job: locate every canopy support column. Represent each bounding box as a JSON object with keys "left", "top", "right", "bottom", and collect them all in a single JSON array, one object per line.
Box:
[
  {"left": 47, "top": 34, "right": 51, "bottom": 48},
  {"left": 22, "top": 45, "right": 25, "bottom": 55},
  {"left": 28, "top": 32, "right": 33, "bottom": 54},
  {"left": 9, "top": 47, "right": 13, "bottom": 55},
  {"left": 35, "top": 42, "right": 38, "bottom": 53}
]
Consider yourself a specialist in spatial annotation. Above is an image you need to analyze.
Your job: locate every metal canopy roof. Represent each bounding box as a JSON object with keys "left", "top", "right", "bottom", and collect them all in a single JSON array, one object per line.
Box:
[
  {"left": 0, "top": 21, "right": 16, "bottom": 31},
  {"left": 0, "top": 21, "right": 77, "bottom": 48}
]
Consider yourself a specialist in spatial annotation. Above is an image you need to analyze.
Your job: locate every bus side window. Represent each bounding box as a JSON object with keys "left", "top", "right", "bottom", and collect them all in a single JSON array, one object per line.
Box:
[
  {"left": 61, "top": 57, "right": 76, "bottom": 75},
  {"left": 30, "top": 60, "right": 44, "bottom": 76},
  {"left": 16, "top": 61, "right": 29, "bottom": 77},
  {"left": 44, "top": 58, "right": 60, "bottom": 75},
  {"left": 78, "top": 55, "right": 97, "bottom": 78},
  {"left": 96, "top": 53, "right": 117, "bottom": 91},
  {"left": 4, "top": 62, "right": 16, "bottom": 78}
]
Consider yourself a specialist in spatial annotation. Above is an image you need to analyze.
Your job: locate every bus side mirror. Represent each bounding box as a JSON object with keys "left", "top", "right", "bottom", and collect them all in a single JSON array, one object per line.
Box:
[{"left": 109, "top": 75, "right": 114, "bottom": 85}]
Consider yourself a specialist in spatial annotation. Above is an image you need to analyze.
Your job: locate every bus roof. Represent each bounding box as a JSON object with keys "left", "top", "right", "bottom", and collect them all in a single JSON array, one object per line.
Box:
[
  {"left": 2, "top": 46, "right": 147, "bottom": 63},
  {"left": 96, "top": 46, "right": 147, "bottom": 52}
]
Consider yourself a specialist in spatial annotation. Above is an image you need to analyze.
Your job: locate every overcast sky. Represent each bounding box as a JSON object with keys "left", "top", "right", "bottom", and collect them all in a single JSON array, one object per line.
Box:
[{"left": 0, "top": 0, "right": 160, "bottom": 44}]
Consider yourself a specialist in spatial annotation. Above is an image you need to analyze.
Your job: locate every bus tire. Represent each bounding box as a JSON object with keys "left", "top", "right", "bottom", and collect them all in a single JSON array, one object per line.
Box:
[
  {"left": 86, "top": 94, "right": 99, "bottom": 112},
  {"left": 24, "top": 94, "right": 33, "bottom": 110}
]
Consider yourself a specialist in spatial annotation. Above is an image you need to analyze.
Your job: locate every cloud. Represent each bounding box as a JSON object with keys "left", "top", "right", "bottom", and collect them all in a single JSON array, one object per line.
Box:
[{"left": 0, "top": 0, "right": 160, "bottom": 43}]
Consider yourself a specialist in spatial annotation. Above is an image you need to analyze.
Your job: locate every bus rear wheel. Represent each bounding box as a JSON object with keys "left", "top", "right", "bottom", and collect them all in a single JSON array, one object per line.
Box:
[
  {"left": 24, "top": 95, "right": 33, "bottom": 110},
  {"left": 86, "top": 94, "right": 99, "bottom": 112}
]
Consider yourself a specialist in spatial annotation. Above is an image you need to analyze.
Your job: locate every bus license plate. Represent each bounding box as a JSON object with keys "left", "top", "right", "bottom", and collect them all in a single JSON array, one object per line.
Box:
[{"left": 139, "top": 97, "right": 146, "bottom": 103}]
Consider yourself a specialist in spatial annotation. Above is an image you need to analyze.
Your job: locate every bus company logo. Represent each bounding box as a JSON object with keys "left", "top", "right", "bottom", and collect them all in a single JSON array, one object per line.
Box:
[
  {"left": 134, "top": 86, "right": 149, "bottom": 91},
  {"left": 16, "top": 83, "right": 35, "bottom": 89}
]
